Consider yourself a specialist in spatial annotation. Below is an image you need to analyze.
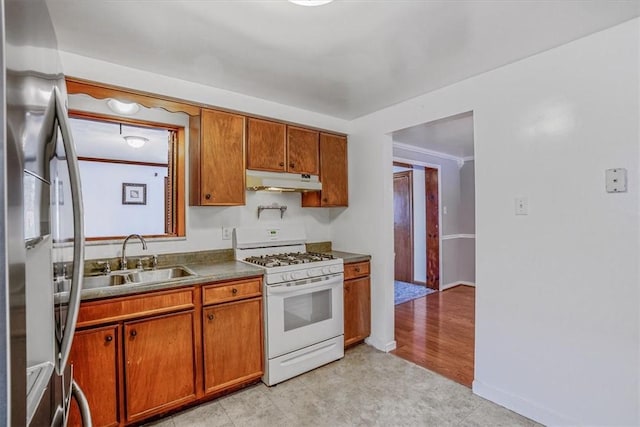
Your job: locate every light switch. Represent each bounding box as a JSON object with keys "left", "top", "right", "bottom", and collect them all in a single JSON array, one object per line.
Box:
[
  {"left": 605, "top": 168, "right": 627, "bottom": 193},
  {"left": 515, "top": 197, "right": 528, "bottom": 215}
]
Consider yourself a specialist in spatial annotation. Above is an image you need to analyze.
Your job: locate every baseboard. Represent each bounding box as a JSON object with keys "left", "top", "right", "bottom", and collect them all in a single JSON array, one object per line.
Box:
[
  {"left": 441, "top": 281, "right": 475, "bottom": 290},
  {"left": 413, "top": 280, "right": 427, "bottom": 286},
  {"left": 472, "top": 379, "right": 574, "bottom": 426},
  {"left": 365, "top": 336, "right": 397, "bottom": 353}
]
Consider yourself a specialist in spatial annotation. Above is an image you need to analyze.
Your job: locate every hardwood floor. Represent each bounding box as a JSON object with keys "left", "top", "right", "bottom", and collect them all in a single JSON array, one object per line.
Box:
[{"left": 392, "top": 285, "right": 475, "bottom": 387}]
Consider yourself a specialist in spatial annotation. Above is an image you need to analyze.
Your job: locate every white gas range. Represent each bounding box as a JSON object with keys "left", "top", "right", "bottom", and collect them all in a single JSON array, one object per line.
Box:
[{"left": 234, "top": 225, "right": 344, "bottom": 386}]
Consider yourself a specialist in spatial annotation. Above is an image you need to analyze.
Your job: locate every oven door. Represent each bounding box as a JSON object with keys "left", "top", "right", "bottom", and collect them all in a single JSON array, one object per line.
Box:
[{"left": 265, "top": 273, "right": 343, "bottom": 358}]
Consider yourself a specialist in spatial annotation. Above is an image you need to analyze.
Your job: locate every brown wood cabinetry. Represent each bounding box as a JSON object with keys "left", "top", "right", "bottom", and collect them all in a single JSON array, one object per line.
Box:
[
  {"left": 202, "top": 298, "right": 263, "bottom": 394},
  {"left": 124, "top": 311, "right": 196, "bottom": 422},
  {"left": 190, "top": 109, "right": 245, "bottom": 206},
  {"left": 302, "top": 133, "right": 348, "bottom": 207},
  {"left": 69, "top": 325, "right": 121, "bottom": 427},
  {"left": 246, "top": 118, "right": 286, "bottom": 172},
  {"left": 343, "top": 261, "right": 371, "bottom": 347},
  {"left": 69, "top": 277, "right": 263, "bottom": 426},
  {"left": 287, "top": 126, "right": 319, "bottom": 175},
  {"left": 246, "top": 119, "right": 321, "bottom": 176}
]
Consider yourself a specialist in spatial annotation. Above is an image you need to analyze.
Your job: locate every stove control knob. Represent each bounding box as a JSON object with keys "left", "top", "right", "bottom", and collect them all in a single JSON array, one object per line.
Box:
[
  {"left": 282, "top": 273, "right": 291, "bottom": 281},
  {"left": 322, "top": 267, "right": 331, "bottom": 275}
]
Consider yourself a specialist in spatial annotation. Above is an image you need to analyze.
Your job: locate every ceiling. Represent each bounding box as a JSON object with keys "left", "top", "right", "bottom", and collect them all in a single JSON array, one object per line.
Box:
[
  {"left": 393, "top": 112, "right": 474, "bottom": 158},
  {"left": 46, "top": 1, "right": 639, "bottom": 120}
]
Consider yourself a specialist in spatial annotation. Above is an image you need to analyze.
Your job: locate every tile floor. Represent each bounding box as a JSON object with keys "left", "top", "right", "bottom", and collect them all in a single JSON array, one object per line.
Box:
[{"left": 147, "top": 344, "right": 541, "bottom": 427}]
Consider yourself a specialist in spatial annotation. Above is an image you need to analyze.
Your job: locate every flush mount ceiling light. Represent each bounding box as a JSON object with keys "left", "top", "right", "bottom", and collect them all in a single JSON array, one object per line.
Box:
[
  {"left": 107, "top": 99, "right": 140, "bottom": 115},
  {"left": 288, "top": 0, "right": 334, "bottom": 6},
  {"left": 123, "top": 135, "right": 149, "bottom": 148}
]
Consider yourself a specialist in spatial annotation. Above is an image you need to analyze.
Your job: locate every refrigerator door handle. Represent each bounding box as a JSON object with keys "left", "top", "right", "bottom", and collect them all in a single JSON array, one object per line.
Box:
[
  {"left": 53, "top": 87, "right": 85, "bottom": 375},
  {"left": 71, "top": 380, "right": 92, "bottom": 427}
]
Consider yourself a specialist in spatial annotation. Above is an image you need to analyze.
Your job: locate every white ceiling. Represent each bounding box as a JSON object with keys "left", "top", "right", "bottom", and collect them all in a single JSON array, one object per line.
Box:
[
  {"left": 393, "top": 112, "right": 474, "bottom": 158},
  {"left": 46, "top": 1, "right": 639, "bottom": 120}
]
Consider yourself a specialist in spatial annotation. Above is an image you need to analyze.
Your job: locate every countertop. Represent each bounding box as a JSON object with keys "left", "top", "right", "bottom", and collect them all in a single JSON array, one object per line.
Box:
[{"left": 56, "top": 250, "right": 370, "bottom": 304}]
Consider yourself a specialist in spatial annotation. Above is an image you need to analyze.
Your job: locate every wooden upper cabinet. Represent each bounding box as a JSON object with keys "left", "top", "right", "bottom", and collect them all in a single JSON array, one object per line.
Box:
[
  {"left": 246, "top": 118, "right": 286, "bottom": 172},
  {"left": 302, "top": 133, "right": 348, "bottom": 207},
  {"left": 190, "top": 109, "right": 245, "bottom": 206},
  {"left": 287, "top": 126, "right": 319, "bottom": 175}
]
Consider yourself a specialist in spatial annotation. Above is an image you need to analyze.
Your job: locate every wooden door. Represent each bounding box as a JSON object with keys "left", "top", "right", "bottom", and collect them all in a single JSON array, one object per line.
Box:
[
  {"left": 344, "top": 277, "right": 371, "bottom": 347},
  {"left": 68, "top": 325, "right": 120, "bottom": 427},
  {"left": 394, "top": 170, "right": 414, "bottom": 283},
  {"left": 425, "top": 167, "right": 440, "bottom": 289},
  {"left": 287, "top": 126, "right": 319, "bottom": 175},
  {"left": 124, "top": 311, "right": 196, "bottom": 422},
  {"left": 202, "top": 298, "right": 263, "bottom": 394},
  {"left": 200, "top": 109, "right": 245, "bottom": 205},
  {"left": 246, "top": 118, "right": 286, "bottom": 172}
]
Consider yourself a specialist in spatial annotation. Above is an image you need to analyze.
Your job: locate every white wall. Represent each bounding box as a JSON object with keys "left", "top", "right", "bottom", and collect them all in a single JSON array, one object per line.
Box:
[
  {"left": 60, "top": 52, "right": 349, "bottom": 261},
  {"left": 80, "top": 161, "right": 167, "bottom": 237},
  {"left": 333, "top": 19, "right": 640, "bottom": 426}
]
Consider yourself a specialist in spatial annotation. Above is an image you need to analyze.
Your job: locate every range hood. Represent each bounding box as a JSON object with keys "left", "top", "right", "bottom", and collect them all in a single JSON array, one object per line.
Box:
[{"left": 246, "top": 170, "right": 322, "bottom": 192}]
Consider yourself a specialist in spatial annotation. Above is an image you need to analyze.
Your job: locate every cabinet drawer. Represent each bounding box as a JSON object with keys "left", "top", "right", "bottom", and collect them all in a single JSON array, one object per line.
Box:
[
  {"left": 202, "top": 278, "right": 262, "bottom": 306},
  {"left": 344, "top": 261, "right": 370, "bottom": 280},
  {"left": 77, "top": 288, "right": 194, "bottom": 328}
]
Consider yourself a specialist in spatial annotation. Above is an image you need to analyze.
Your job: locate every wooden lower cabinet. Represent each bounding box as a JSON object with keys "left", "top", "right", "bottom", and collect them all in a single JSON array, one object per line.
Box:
[
  {"left": 202, "top": 297, "right": 263, "bottom": 394},
  {"left": 343, "top": 261, "right": 371, "bottom": 348},
  {"left": 69, "top": 325, "right": 121, "bottom": 427},
  {"left": 124, "top": 311, "right": 196, "bottom": 423}
]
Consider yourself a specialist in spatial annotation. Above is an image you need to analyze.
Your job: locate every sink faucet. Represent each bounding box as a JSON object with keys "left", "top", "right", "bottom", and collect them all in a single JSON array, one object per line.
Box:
[{"left": 121, "top": 234, "right": 147, "bottom": 270}]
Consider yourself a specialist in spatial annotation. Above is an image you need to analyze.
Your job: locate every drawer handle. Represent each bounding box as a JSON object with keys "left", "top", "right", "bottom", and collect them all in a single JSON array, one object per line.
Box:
[
  {"left": 208, "top": 314, "right": 214, "bottom": 321},
  {"left": 355, "top": 267, "right": 361, "bottom": 273},
  {"left": 130, "top": 330, "right": 137, "bottom": 338},
  {"left": 232, "top": 288, "right": 238, "bottom": 295},
  {"left": 105, "top": 335, "right": 113, "bottom": 342}
]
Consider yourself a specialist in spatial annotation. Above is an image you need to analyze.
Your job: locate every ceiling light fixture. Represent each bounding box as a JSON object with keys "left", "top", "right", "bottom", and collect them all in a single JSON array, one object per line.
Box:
[
  {"left": 107, "top": 99, "right": 140, "bottom": 115},
  {"left": 288, "top": 0, "right": 334, "bottom": 6},
  {"left": 123, "top": 135, "right": 149, "bottom": 148}
]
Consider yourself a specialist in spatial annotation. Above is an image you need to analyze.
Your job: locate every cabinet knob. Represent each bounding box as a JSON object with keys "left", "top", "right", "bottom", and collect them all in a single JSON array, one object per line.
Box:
[
  {"left": 208, "top": 314, "right": 214, "bottom": 321},
  {"left": 355, "top": 267, "right": 361, "bottom": 273},
  {"left": 232, "top": 288, "right": 238, "bottom": 295},
  {"left": 322, "top": 198, "right": 328, "bottom": 203},
  {"left": 105, "top": 335, "right": 113, "bottom": 342},
  {"left": 279, "top": 162, "right": 285, "bottom": 167},
  {"left": 130, "top": 330, "right": 137, "bottom": 337},
  {"left": 289, "top": 162, "right": 295, "bottom": 168},
  {"left": 205, "top": 193, "right": 211, "bottom": 200}
]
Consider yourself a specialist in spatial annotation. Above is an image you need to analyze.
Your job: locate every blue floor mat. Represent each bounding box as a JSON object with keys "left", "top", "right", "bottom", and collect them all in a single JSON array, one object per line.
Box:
[{"left": 394, "top": 281, "right": 436, "bottom": 305}]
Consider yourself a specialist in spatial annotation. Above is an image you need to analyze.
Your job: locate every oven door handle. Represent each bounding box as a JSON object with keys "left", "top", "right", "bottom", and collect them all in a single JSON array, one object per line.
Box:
[{"left": 267, "top": 274, "right": 343, "bottom": 296}]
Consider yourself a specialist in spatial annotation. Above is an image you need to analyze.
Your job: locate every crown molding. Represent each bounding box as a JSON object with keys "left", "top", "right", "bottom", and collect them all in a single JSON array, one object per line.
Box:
[{"left": 393, "top": 142, "right": 473, "bottom": 167}]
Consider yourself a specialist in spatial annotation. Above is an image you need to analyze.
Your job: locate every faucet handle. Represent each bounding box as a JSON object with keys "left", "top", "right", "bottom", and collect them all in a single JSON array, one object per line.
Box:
[
  {"left": 97, "top": 260, "right": 111, "bottom": 275},
  {"left": 152, "top": 255, "right": 158, "bottom": 269},
  {"left": 136, "top": 258, "right": 144, "bottom": 270}
]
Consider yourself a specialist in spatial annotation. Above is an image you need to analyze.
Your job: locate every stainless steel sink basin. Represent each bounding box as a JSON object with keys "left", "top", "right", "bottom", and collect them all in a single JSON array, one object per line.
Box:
[
  {"left": 127, "top": 267, "right": 195, "bottom": 283},
  {"left": 56, "top": 266, "right": 197, "bottom": 293}
]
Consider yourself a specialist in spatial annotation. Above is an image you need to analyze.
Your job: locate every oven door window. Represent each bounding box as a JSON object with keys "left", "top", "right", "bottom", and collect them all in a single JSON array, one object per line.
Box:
[{"left": 284, "top": 289, "right": 332, "bottom": 331}]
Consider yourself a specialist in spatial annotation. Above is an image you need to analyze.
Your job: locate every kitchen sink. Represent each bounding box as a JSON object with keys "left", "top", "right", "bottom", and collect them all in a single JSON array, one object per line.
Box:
[
  {"left": 56, "top": 266, "right": 197, "bottom": 293},
  {"left": 127, "top": 267, "right": 195, "bottom": 283}
]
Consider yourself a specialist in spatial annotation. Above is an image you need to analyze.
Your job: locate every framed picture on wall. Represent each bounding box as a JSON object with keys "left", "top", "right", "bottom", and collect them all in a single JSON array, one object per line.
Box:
[{"left": 122, "top": 183, "right": 147, "bottom": 205}]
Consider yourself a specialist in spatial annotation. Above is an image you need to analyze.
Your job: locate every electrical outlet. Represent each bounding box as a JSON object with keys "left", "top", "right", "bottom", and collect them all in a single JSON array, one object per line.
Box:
[{"left": 222, "top": 227, "right": 232, "bottom": 240}]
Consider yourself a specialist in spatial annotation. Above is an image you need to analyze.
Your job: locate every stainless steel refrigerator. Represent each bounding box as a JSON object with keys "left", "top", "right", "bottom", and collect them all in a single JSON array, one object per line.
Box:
[{"left": 2, "top": 0, "right": 91, "bottom": 425}]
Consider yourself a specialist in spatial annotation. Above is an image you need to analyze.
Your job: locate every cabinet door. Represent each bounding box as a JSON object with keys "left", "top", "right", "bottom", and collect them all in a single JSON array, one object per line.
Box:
[
  {"left": 246, "top": 118, "right": 286, "bottom": 172},
  {"left": 287, "top": 126, "right": 319, "bottom": 175},
  {"left": 302, "top": 133, "right": 348, "bottom": 207},
  {"left": 68, "top": 325, "right": 120, "bottom": 427},
  {"left": 124, "top": 311, "right": 196, "bottom": 422},
  {"left": 200, "top": 109, "right": 245, "bottom": 205},
  {"left": 203, "top": 298, "right": 263, "bottom": 394},
  {"left": 344, "top": 277, "right": 371, "bottom": 347}
]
